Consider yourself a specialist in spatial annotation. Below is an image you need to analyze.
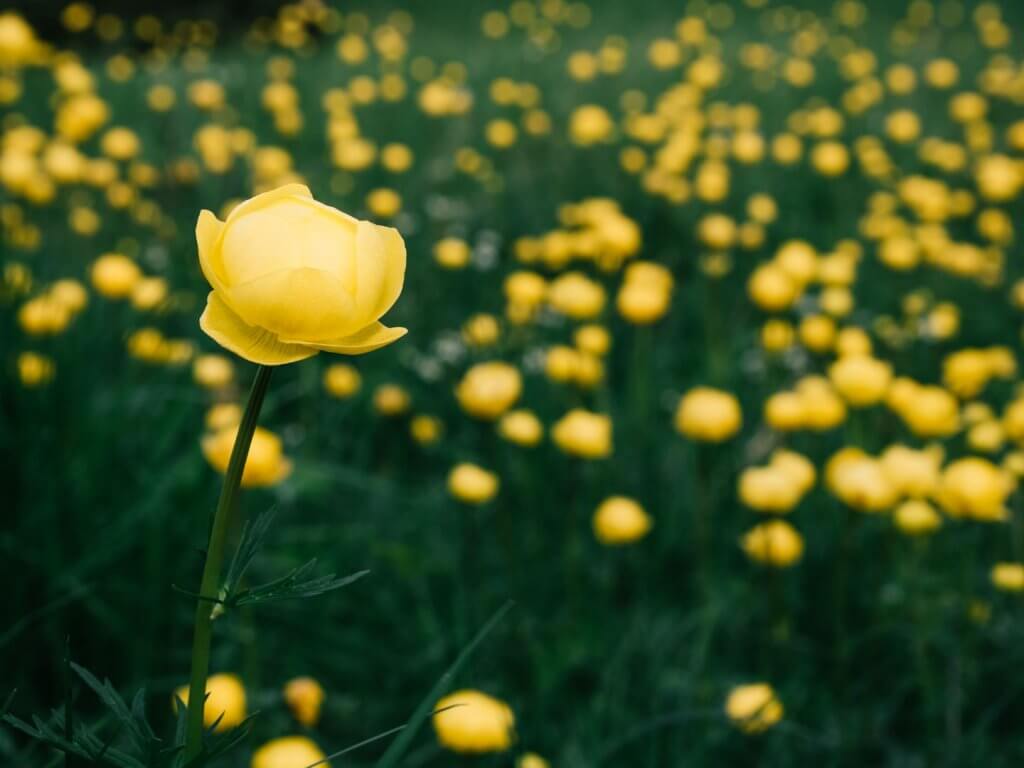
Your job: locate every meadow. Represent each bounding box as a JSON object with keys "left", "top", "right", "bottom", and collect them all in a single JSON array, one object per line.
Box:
[{"left": 4, "top": 0, "right": 1024, "bottom": 765}]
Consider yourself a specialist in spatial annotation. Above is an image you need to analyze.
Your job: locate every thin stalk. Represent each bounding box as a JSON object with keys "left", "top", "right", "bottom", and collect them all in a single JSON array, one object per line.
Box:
[{"left": 184, "top": 365, "right": 273, "bottom": 759}]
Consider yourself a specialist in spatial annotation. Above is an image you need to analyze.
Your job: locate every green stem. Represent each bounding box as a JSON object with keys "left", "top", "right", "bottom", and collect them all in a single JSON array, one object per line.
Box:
[{"left": 184, "top": 365, "right": 273, "bottom": 759}]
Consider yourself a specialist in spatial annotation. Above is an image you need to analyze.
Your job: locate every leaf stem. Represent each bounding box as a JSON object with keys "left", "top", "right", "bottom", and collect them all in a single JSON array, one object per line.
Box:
[{"left": 184, "top": 364, "right": 273, "bottom": 759}]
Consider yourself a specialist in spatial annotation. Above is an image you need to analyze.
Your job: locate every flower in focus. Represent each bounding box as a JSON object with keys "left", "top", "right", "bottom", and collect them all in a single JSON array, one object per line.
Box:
[
  {"left": 196, "top": 184, "right": 406, "bottom": 365},
  {"left": 251, "top": 736, "right": 328, "bottom": 768},
  {"left": 173, "top": 673, "right": 246, "bottom": 732},
  {"left": 725, "top": 683, "right": 783, "bottom": 733},
  {"left": 283, "top": 676, "right": 325, "bottom": 727},
  {"left": 433, "top": 689, "right": 514, "bottom": 754},
  {"left": 202, "top": 425, "right": 292, "bottom": 487},
  {"left": 593, "top": 496, "right": 652, "bottom": 545}
]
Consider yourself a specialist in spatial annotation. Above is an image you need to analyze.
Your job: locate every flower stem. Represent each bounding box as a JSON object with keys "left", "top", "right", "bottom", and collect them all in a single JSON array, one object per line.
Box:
[{"left": 184, "top": 364, "right": 273, "bottom": 759}]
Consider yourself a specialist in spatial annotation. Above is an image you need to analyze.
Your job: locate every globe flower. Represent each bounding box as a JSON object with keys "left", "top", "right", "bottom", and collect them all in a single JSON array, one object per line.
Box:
[
  {"left": 91, "top": 252, "right": 142, "bottom": 299},
  {"left": 725, "top": 683, "right": 783, "bottom": 733},
  {"left": 547, "top": 271, "right": 606, "bottom": 319},
  {"left": 18, "top": 351, "right": 54, "bottom": 387},
  {"left": 552, "top": 409, "right": 612, "bottom": 459},
  {"left": 498, "top": 409, "right": 544, "bottom": 447},
  {"left": 455, "top": 361, "right": 522, "bottom": 420},
  {"left": 936, "top": 457, "right": 1012, "bottom": 521},
  {"left": 202, "top": 425, "right": 292, "bottom": 487},
  {"left": 991, "top": 563, "right": 1024, "bottom": 593},
  {"left": 674, "top": 387, "right": 742, "bottom": 442},
  {"left": 740, "top": 520, "right": 804, "bottom": 567},
  {"left": 323, "top": 363, "right": 361, "bottom": 398},
  {"left": 894, "top": 499, "right": 942, "bottom": 536},
  {"left": 193, "top": 354, "right": 234, "bottom": 390},
  {"left": 433, "top": 690, "right": 514, "bottom": 754},
  {"left": 373, "top": 384, "right": 411, "bottom": 416},
  {"left": 410, "top": 414, "right": 443, "bottom": 444},
  {"left": 205, "top": 403, "right": 242, "bottom": 431},
  {"left": 196, "top": 184, "right": 406, "bottom": 365},
  {"left": 283, "top": 677, "right": 325, "bottom": 727},
  {"left": 828, "top": 355, "right": 892, "bottom": 406},
  {"left": 448, "top": 463, "right": 499, "bottom": 504},
  {"left": 251, "top": 736, "right": 328, "bottom": 768},
  {"left": 826, "top": 450, "right": 898, "bottom": 512},
  {"left": 173, "top": 673, "right": 246, "bottom": 732},
  {"left": 592, "top": 496, "right": 652, "bottom": 545},
  {"left": 738, "top": 466, "right": 803, "bottom": 513}
]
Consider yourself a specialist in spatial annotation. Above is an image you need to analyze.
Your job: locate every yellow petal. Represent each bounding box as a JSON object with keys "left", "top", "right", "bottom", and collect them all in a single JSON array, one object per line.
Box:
[
  {"left": 196, "top": 209, "right": 228, "bottom": 291},
  {"left": 227, "top": 268, "right": 360, "bottom": 341},
  {"left": 355, "top": 221, "right": 406, "bottom": 323},
  {"left": 223, "top": 183, "right": 313, "bottom": 225},
  {"left": 294, "top": 322, "right": 407, "bottom": 355},
  {"left": 200, "top": 292, "right": 317, "bottom": 365}
]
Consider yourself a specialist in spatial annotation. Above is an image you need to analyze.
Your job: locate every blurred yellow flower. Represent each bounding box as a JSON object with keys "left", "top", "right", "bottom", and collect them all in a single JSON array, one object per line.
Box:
[
  {"left": 174, "top": 673, "right": 246, "bottom": 732},
  {"left": 675, "top": 387, "right": 742, "bottom": 442},
  {"left": 552, "top": 409, "right": 612, "bottom": 459},
  {"left": 251, "top": 736, "right": 328, "bottom": 768},
  {"left": 991, "top": 563, "right": 1024, "bottom": 593},
  {"left": 498, "top": 409, "right": 544, "bottom": 447},
  {"left": 202, "top": 425, "right": 292, "bottom": 487},
  {"left": 740, "top": 520, "right": 804, "bottom": 567},
  {"left": 455, "top": 362, "right": 522, "bottom": 420},
  {"left": 193, "top": 354, "right": 234, "bottom": 390},
  {"left": 323, "top": 363, "right": 361, "bottom": 398},
  {"left": 91, "top": 253, "right": 142, "bottom": 299},
  {"left": 593, "top": 496, "right": 652, "bottom": 545},
  {"left": 448, "top": 463, "right": 499, "bottom": 504},
  {"left": 725, "top": 683, "right": 783, "bottom": 733},
  {"left": 433, "top": 689, "right": 514, "bottom": 753},
  {"left": 283, "top": 677, "right": 325, "bottom": 727}
]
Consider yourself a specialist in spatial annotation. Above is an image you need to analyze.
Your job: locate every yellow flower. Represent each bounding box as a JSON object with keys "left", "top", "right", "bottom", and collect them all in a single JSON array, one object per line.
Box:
[
  {"left": 740, "top": 520, "right": 804, "bottom": 567},
  {"left": 433, "top": 690, "right": 514, "bottom": 753},
  {"left": 828, "top": 355, "right": 892, "bottom": 407},
  {"left": 826, "top": 449, "right": 898, "bottom": 512},
  {"left": 518, "top": 753, "right": 550, "bottom": 768},
  {"left": 323, "top": 363, "right": 361, "bottom": 398},
  {"left": 366, "top": 187, "right": 402, "bottom": 219},
  {"left": 879, "top": 444, "right": 941, "bottom": 498},
  {"left": 373, "top": 384, "right": 410, "bottom": 416},
  {"left": 196, "top": 185, "right": 406, "bottom": 366},
  {"left": 894, "top": 499, "right": 942, "bottom": 536},
  {"left": 455, "top": 362, "right": 522, "bottom": 420},
  {"left": 747, "top": 264, "right": 799, "bottom": 311},
  {"left": 991, "top": 563, "right": 1024, "bottom": 593},
  {"left": 936, "top": 457, "right": 1012, "bottom": 522},
  {"left": 205, "top": 403, "right": 242, "bottom": 431},
  {"left": 593, "top": 496, "right": 652, "bottom": 545},
  {"left": 434, "top": 237, "right": 471, "bottom": 269},
  {"left": 738, "top": 466, "right": 803, "bottom": 513},
  {"left": 547, "top": 271, "right": 606, "bottom": 320},
  {"left": 18, "top": 351, "right": 54, "bottom": 387},
  {"left": 193, "top": 354, "right": 234, "bottom": 390},
  {"left": 569, "top": 104, "right": 614, "bottom": 145},
  {"left": 173, "top": 673, "right": 246, "bottom": 732},
  {"left": 448, "top": 463, "right": 499, "bottom": 504},
  {"left": 674, "top": 387, "right": 742, "bottom": 442},
  {"left": 725, "top": 683, "right": 783, "bottom": 733},
  {"left": 202, "top": 425, "right": 292, "bottom": 487},
  {"left": 410, "top": 414, "right": 443, "bottom": 444},
  {"left": 498, "top": 409, "right": 544, "bottom": 447},
  {"left": 575, "top": 324, "right": 611, "bottom": 356},
  {"left": 462, "top": 314, "right": 500, "bottom": 347},
  {"left": 283, "top": 677, "right": 325, "bottom": 727},
  {"left": 251, "top": 736, "right": 328, "bottom": 768},
  {"left": 91, "top": 252, "right": 142, "bottom": 299},
  {"left": 552, "top": 409, "right": 612, "bottom": 459},
  {"left": 130, "top": 277, "right": 169, "bottom": 311}
]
